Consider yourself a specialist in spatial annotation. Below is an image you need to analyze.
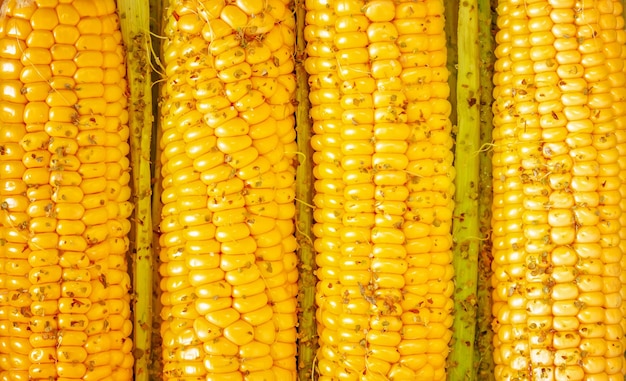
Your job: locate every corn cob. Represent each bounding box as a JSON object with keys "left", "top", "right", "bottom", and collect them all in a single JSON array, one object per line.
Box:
[
  {"left": 158, "top": 1, "right": 299, "bottom": 380},
  {"left": 491, "top": 0, "right": 626, "bottom": 379},
  {"left": 0, "top": 0, "right": 134, "bottom": 380},
  {"left": 305, "top": 0, "right": 455, "bottom": 379}
]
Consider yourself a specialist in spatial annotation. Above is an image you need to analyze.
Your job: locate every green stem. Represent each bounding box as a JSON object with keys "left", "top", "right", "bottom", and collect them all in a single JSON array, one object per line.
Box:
[
  {"left": 449, "top": 0, "right": 481, "bottom": 379},
  {"left": 116, "top": 2, "right": 154, "bottom": 381},
  {"left": 445, "top": 0, "right": 459, "bottom": 128},
  {"left": 294, "top": 0, "right": 317, "bottom": 379},
  {"left": 149, "top": 0, "right": 164, "bottom": 380},
  {"left": 474, "top": 0, "right": 496, "bottom": 378}
]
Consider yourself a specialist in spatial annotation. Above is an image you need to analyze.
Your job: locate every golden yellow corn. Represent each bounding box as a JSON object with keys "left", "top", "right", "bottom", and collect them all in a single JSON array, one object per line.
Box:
[
  {"left": 305, "top": 0, "right": 455, "bottom": 379},
  {"left": 491, "top": 0, "right": 626, "bottom": 379},
  {"left": 158, "top": 1, "right": 299, "bottom": 380},
  {"left": 0, "top": 0, "right": 134, "bottom": 380}
]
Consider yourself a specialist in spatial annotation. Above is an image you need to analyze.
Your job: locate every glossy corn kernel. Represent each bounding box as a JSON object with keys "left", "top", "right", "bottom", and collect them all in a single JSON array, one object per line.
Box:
[
  {"left": 306, "top": 0, "right": 455, "bottom": 379},
  {"left": 492, "top": 0, "right": 626, "bottom": 379},
  {"left": 0, "top": 1, "right": 133, "bottom": 380},
  {"left": 159, "top": 1, "right": 298, "bottom": 380}
]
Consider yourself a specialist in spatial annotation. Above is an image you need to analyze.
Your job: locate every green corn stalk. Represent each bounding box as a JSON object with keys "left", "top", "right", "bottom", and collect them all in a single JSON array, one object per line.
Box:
[
  {"left": 295, "top": 0, "right": 317, "bottom": 379},
  {"left": 449, "top": 0, "right": 481, "bottom": 379},
  {"left": 446, "top": 0, "right": 459, "bottom": 128},
  {"left": 149, "top": 0, "right": 164, "bottom": 379},
  {"left": 116, "top": 2, "right": 154, "bottom": 381},
  {"left": 474, "top": 0, "right": 496, "bottom": 378}
]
